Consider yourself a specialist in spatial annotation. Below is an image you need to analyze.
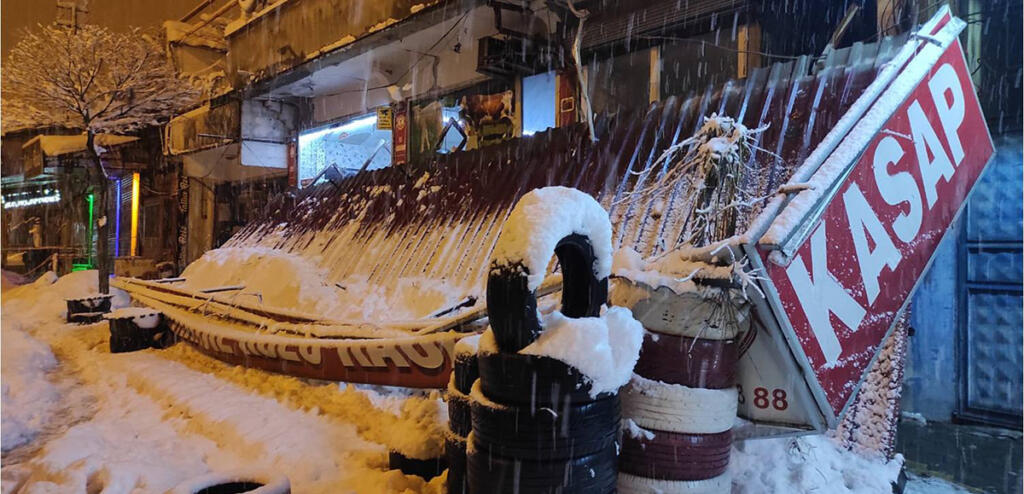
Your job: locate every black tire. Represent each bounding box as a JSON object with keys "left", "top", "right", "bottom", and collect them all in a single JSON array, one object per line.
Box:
[
  {"left": 467, "top": 440, "right": 618, "bottom": 494},
  {"left": 619, "top": 429, "right": 732, "bottom": 481},
  {"left": 447, "top": 390, "right": 472, "bottom": 437},
  {"left": 66, "top": 295, "right": 113, "bottom": 323},
  {"left": 446, "top": 437, "right": 468, "bottom": 494},
  {"left": 477, "top": 350, "right": 612, "bottom": 406},
  {"left": 108, "top": 318, "right": 152, "bottom": 353},
  {"left": 388, "top": 451, "right": 447, "bottom": 480},
  {"left": 471, "top": 394, "right": 620, "bottom": 460},
  {"left": 634, "top": 331, "right": 737, "bottom": 389},
  {"left": 151, "top": 327, "right": 177, "bottom": 349},
  {"left": 487, "top": 234, "right": 608, "bottom": 353},
  {"left": 453, "top": 353, "right": 478, "bottom": 396}
]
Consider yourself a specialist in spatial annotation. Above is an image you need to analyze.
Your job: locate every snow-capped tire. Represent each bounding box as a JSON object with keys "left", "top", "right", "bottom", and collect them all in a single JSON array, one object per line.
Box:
[
  {"left": 634, "top": 331, "right": 737, "bottom": 389},
  {"left": 446, "top": 436, "right": 468, "bottom": 494},
  {"left": 447, "top": 384, "right": 472, "bottom": 437},
  {"left": 470, "top": 385, "right": 619, "bottom": 460},
  {"left": 66, "top": 294, "right": 113, "bottom": 323},
  {"left": 388, "top": 450, "right": 447, "bottom": 480},
  {"left": 467, "top": 440, "right": 617, "bottom": 494},
  {"left": 617, "top": 471, "right": 733, "bottom": 494},
  {"left": 612, "top": 281, "right": 747, "bottom": 340},
  {"left": 487, "top": 233, "right": 608, "bottom": 353},
  {"left": 453, "top": 353, "right": 479, "bottom": 396},
  {"left": 477, "top": 350, "right": 610, "bottom": 406},
  {"left": 168, "top": 471, "right": 291, "bottom": 494},
  {"left": 619, "top": 429, "right": 732, "bottom": 481},
  {"left": 107, "top": 318, "right": 154, "bottom": 353},
  {"left": 622, "top": 375, "right": 737, "bottom": 434}
]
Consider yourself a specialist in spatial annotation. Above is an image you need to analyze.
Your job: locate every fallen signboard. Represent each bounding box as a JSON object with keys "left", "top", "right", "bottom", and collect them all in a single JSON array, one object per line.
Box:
[{"left": 740, "top": 6, "right": 993, "bottom": 430}]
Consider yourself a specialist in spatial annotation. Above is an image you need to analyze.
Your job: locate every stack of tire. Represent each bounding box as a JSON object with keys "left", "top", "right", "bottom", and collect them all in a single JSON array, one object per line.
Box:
[
  {"left": 446, "top": 334, "right": 480, "bottom": 494},
  {"left": 615, "top": 282, "right": 746, "bottom": 493},
  {"left": 467, "top": 233, "right": 619, "bottom": 494}
]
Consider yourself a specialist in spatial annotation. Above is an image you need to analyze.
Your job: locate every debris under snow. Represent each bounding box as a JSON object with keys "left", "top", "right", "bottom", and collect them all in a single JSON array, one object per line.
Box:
[{"left": 180, "top": 246, "right": 464, "bottom": 322}]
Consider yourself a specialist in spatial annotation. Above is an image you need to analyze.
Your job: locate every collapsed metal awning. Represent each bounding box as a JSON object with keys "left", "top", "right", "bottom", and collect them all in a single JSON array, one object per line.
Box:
[{"left": 126, "top": 8, "right": 991, "bottom": 438}]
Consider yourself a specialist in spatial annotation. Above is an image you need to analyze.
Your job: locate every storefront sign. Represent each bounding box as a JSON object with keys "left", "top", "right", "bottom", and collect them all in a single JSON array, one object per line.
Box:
[
  {"left": 755, "top": 10, "right": 993, "bottom": 426},
  {"left": 376, "top": 107, "right": 393, "bottom": 130},
  {"left": 393, "top": 104, "right": 408, "bottom": 165}
]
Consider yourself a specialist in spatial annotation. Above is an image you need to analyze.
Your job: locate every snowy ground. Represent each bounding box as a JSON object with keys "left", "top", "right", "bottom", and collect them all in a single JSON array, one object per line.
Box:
[{"left": 0, "top": 269, "right": 977, "bottom": 493}]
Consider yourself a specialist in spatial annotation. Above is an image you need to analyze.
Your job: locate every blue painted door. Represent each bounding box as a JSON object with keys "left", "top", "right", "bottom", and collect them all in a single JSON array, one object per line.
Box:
[{"left": 960, "top": 137, "right": 1023, "bottom": 426}]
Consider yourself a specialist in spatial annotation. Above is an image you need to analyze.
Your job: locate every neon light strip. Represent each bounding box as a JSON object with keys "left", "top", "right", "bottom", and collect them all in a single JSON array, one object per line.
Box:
[
  {"left": 86, "top": 193, "right": 95, "bottom": 267},
  {"left": 130, "top": 172, "right": 139, "bottom": 257},
  {"left": 114, "top": 178, "right": 122, "bottom": 257}
]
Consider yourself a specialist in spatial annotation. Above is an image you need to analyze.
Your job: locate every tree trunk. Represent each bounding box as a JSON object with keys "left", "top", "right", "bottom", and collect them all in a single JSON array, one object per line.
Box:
[{"left": 86, "top": 131, "right": 111, "bottom": 294}]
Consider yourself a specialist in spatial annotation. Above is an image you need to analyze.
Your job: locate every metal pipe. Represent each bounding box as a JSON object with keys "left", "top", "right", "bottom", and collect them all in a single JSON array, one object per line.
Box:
[
  {"left": 181, "top": 0, "right": 237, "bottom": 40},
  {"left": 180, "top": 0, "right": 216, "bottom": 23}
]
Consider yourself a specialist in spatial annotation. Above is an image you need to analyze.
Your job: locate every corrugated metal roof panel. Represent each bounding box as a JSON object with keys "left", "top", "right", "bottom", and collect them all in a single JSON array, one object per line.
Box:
[{"left": 229, "top": 38, "right": 902, "bottom": 296}]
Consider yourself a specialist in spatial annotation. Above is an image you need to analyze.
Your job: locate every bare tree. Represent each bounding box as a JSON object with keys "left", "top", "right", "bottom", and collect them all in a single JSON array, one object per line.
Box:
[{"left": 3, "top": 23, "right": 197, "bottom": 293}]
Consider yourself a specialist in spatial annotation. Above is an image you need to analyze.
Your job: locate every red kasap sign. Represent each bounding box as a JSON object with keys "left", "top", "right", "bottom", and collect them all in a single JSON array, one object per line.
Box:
[{"left": 764, "top": 37, "right": 993, "bottom": 418}]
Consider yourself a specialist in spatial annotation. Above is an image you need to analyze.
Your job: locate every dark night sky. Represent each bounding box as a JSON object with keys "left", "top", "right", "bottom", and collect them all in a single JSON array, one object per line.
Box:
[{"left": 2, "top": 0, "right": 199, "bottom": 60}]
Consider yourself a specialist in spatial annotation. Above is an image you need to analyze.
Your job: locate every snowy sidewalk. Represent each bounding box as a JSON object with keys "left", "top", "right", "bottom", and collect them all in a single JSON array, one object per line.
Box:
[
  {"left": 1, "top": 272, "right": 445, "bottom": 493},
  {"left": 0, "top": 271, "right": 978, "bottom": 493}
]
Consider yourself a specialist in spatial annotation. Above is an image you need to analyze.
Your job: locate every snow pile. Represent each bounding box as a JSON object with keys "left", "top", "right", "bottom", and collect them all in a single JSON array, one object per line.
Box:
[
  {"left": 1, "top": 323, "right": 59, "bottom": 452},
  {"left": 180, "top": 247, "right": 462, "bottom": 321},
  {"left": 732, "top": 434, "right": 904, "bottom": 494},
  {"left": 2, "top": 270, "right": 29, "bottom": 292},
  {"left": 2, "top": 270, "right": 129, "bottom": 325},
  {"left": 515, "top": 306, "right": 644, "bottom": 396},
  {"left": 454, "top": 333, "right": 481, "bottom": 357},
  {"left": 490, "top": 187, "right": 612, "bottom": 290},
  {"left": 383, "top": 393, "right": 449, "bottom": 459}
]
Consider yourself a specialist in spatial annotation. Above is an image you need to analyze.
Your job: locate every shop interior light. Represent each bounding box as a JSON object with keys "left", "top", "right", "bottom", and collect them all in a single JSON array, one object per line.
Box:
[
  {"left": 298, "top": 114, "right": 378, "bottom": 147},
  {"left": 130, "top": 172, "right": 140, "bottom": 257},
  {"left": 1, "top": 190, "right": 61, "bottom": 209}
]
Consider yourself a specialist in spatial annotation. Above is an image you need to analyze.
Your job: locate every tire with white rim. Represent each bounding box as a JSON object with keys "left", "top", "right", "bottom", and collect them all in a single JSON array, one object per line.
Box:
[
  {"left": 621, "top": 375, "right": 737, "bottom": 434},
  {"left": 617, "top": 471, "right": 732, "bottom": 494}
]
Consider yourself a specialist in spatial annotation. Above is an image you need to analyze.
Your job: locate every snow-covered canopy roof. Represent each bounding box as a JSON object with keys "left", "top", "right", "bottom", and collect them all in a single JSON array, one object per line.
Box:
[
  {"left": 22, "top": 134, "right": 140, "bottom": 158},
  {"left": 225, "top": 36, "right": 906, "bottom": 294}
]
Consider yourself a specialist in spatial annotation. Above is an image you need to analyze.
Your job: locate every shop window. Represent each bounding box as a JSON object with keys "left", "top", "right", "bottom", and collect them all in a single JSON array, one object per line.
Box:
[
  {"left": 522, "top": 71, "right": 556, "bottom": 136},
  {"left": 297, "top": 113, "right": 391, "bottom": 186},
  {"left": 661, "top": 31, "right": 739, "bottom": 97}
]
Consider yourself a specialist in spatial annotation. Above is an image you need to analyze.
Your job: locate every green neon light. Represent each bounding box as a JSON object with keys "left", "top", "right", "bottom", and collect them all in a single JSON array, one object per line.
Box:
[{"left": 86, "top": 193, "right": 95, "bottom": 269}]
